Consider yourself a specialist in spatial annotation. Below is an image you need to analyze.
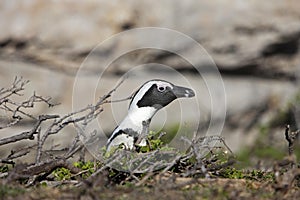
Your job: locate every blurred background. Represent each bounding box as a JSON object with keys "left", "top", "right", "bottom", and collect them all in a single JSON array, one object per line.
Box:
[{"left": 0, "top": 0, "right": 299, "bottom": 166}]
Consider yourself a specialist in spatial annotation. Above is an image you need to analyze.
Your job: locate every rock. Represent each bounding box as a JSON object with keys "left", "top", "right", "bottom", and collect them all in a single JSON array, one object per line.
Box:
[{"left": 0, "top": 0, "right": 300, "bottom": 153}]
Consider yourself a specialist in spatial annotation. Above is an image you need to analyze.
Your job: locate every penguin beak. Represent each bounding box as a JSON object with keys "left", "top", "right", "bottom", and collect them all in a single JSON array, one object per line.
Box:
[{"left": 172, "top": 85, "right": 195, "bottom": 98}]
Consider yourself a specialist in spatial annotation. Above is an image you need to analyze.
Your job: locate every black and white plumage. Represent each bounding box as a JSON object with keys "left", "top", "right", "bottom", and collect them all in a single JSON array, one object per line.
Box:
[{"left": 106, "top": 79, "right": 195, "bottom": 152}]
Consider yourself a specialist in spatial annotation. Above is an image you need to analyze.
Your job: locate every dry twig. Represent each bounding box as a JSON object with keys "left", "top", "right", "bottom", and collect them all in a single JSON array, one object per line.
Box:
[
  {"left": 0, "top": 77, "right": 127, "bottom": 185},
  {"left": 285, "top": 124, "right": 300, "bottom": 156},
  {"left": 1, "top": 77, "right": 235, "bottom": 188}
]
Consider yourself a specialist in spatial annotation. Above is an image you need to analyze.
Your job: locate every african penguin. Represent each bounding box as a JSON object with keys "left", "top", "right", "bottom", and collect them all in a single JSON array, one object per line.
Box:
[{"left": 106, "top": 79, "right": 195, "bottom": 152}]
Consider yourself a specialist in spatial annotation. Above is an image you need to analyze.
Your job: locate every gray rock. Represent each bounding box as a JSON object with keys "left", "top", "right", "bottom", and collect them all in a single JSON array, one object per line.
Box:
[{"left": 0, "top": 0, "right": 300, "bottom": 153}]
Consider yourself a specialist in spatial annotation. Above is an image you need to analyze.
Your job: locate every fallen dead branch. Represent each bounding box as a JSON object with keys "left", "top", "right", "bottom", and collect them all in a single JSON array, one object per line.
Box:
[
  {"left": 0, "top": 77, "right": 125, "bottom": 185},
  {"left": 0, "top": 77, "right": 233, "bottom": 188},
  {"left": 1, "top": 77, "right": 300, "bottom": 200},
  {"left": 285, "top": 124, "right": 300, "bottom": 156}
]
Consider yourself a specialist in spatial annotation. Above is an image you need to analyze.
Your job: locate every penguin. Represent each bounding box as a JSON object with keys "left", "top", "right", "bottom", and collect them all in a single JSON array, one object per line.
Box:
[{"left": 106, "top": 79, "right": 195, "bottom": 152}]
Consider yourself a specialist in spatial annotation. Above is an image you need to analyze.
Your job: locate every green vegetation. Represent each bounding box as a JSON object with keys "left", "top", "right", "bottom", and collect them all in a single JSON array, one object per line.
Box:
[
  {"left": 219, "top": 167, "right": 275, "bottom": 181},
  {"left": 236, "top": 122, "right": 294, "bottom": 168},
  {"left": 52, "top": 161, "right": 96, "bottom": 181},
  {"left": 138, "top": 131, "right": 165, "bottom": 152},
  {"left": 0, "top": 165, "right": 9, "bottom": 173},
  {"left": 52, "top": 167, "right": 72, "bottom": 181},
  {"left": 0, "top": 184, "right": 25, "bottom": 197},
  {"left": 73, "top": 161, "right": 95, "bottom": 178}
]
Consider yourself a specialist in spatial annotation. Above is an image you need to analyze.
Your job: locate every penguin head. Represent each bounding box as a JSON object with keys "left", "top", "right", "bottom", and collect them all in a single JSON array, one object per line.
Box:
[{"left": 129, "top": 79, "right": 195, "bottom": 111}]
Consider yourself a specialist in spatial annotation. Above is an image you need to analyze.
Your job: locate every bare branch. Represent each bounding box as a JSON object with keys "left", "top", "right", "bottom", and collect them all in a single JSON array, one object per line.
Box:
[
  {"left": 1, "top": 76, "right": 237, "bottom": 189},
  {"left": 0, "top": 115, "right": 59, "bottom": 146},
  {"left": 285, "top": 124, "right": 299, "bottom": 156}
]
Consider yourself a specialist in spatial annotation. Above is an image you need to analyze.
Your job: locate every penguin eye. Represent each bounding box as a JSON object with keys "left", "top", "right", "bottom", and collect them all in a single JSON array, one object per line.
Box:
[
  {"left": 157, "top": 86, "right": 166, "bottom": 92},
  {"left": 118, "top": 143, "right": 126, "bottom": 149}
]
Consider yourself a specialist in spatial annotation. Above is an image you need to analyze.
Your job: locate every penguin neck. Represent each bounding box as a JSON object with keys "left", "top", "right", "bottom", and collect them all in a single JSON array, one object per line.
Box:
[{"left": 119, "top": 106, "right": 158, "bottom": 132}]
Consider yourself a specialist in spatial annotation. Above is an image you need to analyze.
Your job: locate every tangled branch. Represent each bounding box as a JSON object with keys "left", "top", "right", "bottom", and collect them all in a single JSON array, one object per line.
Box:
[
  {"left": 0, "top": 77, "right": 125, "bottom": 184},
  {"left": 1, "top": 77, "right": 235, "bottom": 188}
]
